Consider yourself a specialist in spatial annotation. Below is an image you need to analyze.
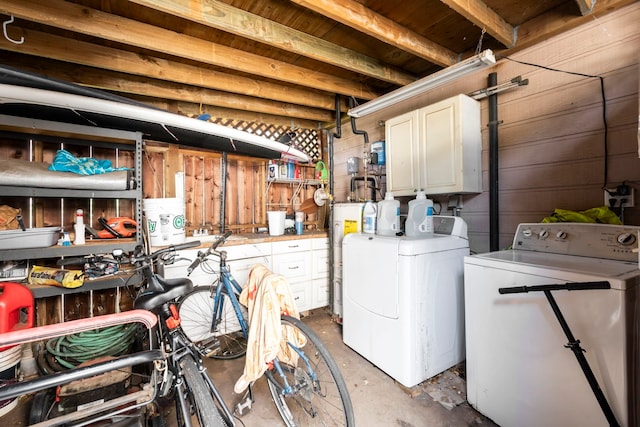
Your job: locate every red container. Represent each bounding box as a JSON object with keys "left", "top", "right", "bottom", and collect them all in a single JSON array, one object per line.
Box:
[{"left": 0, "top": 282, "right": 34, "bottom": 350}]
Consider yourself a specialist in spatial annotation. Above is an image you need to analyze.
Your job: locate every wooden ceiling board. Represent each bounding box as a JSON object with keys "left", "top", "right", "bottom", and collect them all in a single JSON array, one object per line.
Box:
[{"left": 0, "top": 0, "right": 632, "bottom": 129}]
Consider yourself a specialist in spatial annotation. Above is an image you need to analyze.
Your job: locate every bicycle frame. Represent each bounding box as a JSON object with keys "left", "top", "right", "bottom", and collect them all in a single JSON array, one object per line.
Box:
[{"left": 211, "top": 259, "right": 249, "bottom": 340}]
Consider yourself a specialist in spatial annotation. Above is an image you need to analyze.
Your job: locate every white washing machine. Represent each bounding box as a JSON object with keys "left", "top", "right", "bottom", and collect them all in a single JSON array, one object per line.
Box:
[
  {"left": 342, "top": 216, "right": 469, "bottom": 388},
  {"left": 464, "top": 222, "right": 640, "bottom": 427}
]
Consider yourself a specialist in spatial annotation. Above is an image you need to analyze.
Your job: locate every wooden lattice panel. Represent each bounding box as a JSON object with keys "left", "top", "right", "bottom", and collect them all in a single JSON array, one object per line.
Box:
[{"left": 211, "top": 118, "right": 321, "bottom": 161}]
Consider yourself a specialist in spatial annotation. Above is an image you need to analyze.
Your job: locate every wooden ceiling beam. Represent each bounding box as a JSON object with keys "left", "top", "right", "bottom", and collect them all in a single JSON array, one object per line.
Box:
[
  {"left": 0, "top": 26, "right": 348, "bottom": 112},
  {"left": 127, "top": 0, "right": 416, "bottom": 86},
  {"left": 513, "top": 0, "right": 637, "bottom": 52},
  {"left": 3, "top": 55, "right": 332, "bottom": 123},
  {"left": 0, "top": 0, "right": 379, "bottom": 99},
  {"left": 144, "top": 99, "right": 319, "bottom": 130},
  {"left": 290, "top": 0, "right": 459, "bottom": 67},
  {"left": 439, "top": 0, "right": 515, "bottom": 47}
]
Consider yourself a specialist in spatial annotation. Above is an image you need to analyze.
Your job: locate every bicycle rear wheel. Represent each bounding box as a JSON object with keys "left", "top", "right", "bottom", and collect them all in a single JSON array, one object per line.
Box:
[
  {"left": 265, "top": 315, "right": 355, "bottom": 427},
  {"left": 179, "top": 354, "right": 227, "bottom": 427},
  {"left": 178, "top": 287, "right": 248, "bottom": 359}
]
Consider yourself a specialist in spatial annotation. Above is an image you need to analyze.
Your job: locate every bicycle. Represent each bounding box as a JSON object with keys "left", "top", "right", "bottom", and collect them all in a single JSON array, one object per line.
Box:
[
  {"left": 0, "top": 241, "right": 233, "bottom": 427},
  {"left": 177, "top": 231, "right": 355, "bottom": 426}
]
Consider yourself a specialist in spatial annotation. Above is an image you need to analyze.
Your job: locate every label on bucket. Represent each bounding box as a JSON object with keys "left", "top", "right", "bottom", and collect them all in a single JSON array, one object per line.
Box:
[{"left": 144, "top": 198, "right": 186, "bottom": 246}]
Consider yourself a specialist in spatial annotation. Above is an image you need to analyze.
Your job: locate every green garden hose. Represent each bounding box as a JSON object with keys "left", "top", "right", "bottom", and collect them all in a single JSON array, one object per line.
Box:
[{"left": 45, "top": 324, "right": 138, "bottom": 370}]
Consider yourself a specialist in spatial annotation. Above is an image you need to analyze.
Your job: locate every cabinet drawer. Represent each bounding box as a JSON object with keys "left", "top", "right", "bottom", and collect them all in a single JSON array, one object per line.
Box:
[
  {"left": 223, "top": 242, "right": 271, "bottom": 261},
  {"left": 311, "top": 237, "right": 329, "bottom": 250},
  {"left": 272, "top": 252, "right": 311, "bottom": 282},
  {"left": 229, "top": 256, "right": 272, "bottom": 287},
  {"left": 271, "top": 239, "right": 312, "bottom": 254}
]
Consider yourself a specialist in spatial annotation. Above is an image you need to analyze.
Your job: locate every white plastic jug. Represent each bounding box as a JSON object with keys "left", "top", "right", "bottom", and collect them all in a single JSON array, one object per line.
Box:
[
  {"left": 362, "top": 201, "right": 377, "bottom": 234},
  {"left": 405, "top": 191, "right": 434, "bottom": 238},
  {"left": 376, "top": 192, "right": 400, "bottom": 236}
]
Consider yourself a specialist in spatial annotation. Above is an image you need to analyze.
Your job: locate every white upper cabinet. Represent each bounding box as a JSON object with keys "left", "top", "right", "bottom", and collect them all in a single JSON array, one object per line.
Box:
[{"left": 385, "top": 94, "right": 482, "bottom": 196}]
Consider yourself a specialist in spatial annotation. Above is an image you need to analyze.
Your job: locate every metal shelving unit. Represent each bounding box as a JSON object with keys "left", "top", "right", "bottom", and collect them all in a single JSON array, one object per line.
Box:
[{"left": 0, "top": 115, "right": 143, "bottom": 294}]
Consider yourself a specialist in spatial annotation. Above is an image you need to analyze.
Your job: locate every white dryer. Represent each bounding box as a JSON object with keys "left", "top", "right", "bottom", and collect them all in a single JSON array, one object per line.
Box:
[
  {"left": 342, "top": 216, "right": 469, "bottom": 388},
  {"left": 464, "top": 222, "right": 640, "bottom": 427}
]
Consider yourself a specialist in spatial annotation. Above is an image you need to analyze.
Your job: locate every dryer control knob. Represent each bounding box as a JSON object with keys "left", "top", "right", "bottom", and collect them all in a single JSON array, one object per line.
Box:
[
  {"left": 538, "top": 230, "right": 549, "bottom": 239},
  {"left": 556, "top": 231, "right": 567, "bottom": 240},
  {"left": 617, "top": 232, "right": 636, "bottom": 245},
  {"left": 522, "top": 229, "right": 533, "bottom": 237}
]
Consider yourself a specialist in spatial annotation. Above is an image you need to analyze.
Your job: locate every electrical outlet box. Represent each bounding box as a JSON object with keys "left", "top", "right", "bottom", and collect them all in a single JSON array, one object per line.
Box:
[{"left": 604, "top": 187, "right": 635, "bottom": 208}]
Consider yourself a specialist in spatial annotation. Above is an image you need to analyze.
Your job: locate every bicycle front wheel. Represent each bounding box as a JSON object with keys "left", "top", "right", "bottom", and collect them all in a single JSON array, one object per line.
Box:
[
  {"left": 265, "top": 315, "right": 355, "bottom": 427},
  {"left": 179, "top": 354, "right": 227, "bottom": 427},
  {"left": 178, "top": 287, "right": 248, "bottom": 359}
]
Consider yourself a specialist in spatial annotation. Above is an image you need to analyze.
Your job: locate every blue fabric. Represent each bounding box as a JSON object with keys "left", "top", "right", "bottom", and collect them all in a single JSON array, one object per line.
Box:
[{"left": 48, "top": 149, "right": 131, "bottom": 175}]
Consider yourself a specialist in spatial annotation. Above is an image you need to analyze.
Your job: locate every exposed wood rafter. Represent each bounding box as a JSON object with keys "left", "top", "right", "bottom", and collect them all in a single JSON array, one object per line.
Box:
[
  {"left": 0, "top": 0, "right": 634, "bottom": 127},
  {"left": 439, "top": 0, "right": 516, "bottom": 47},
  {"left": 127, "top": 0, "right": 417, "bottom": 86},
  {"left": 290, "top": 0, "right": 459, "bottom": 66},
  {"left": 0, "top": 0, "right": 379, "bottom": 99}
]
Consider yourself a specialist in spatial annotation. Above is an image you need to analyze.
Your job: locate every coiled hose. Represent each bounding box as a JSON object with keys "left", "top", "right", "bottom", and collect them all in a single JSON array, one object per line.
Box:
[{"left": 43, "top": 324, "right": 138, "bottom": 370}]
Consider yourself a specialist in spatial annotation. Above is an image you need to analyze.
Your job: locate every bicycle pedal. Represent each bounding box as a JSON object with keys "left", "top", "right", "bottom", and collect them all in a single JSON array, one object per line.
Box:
[{"left": 235, "top": 396, "right": 253, "bottom": 416}]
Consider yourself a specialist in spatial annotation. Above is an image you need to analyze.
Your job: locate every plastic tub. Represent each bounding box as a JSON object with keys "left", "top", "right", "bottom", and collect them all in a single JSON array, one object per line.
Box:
[{"left": 0, "top": 227, "right": 60, "bottom": 250}]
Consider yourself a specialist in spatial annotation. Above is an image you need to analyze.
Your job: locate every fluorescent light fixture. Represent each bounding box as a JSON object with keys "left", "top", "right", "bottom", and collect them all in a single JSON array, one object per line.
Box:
[{"left": 347, "top": 49, "right": 496, "bottom": 118}]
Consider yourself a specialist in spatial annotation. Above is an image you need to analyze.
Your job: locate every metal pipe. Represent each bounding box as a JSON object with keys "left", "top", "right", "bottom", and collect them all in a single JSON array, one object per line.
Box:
[
  {"left": 329, "top": 94, "right": 341, "bottom": 317},
  {"left": 220, "top": 152, "right": 227, "bottom": 233},
  {"left": 488, "top": 72, "right": 499, "bottom": 251},
  {"left": 350, "top": 176, "right": 377, "bottom": 201}
]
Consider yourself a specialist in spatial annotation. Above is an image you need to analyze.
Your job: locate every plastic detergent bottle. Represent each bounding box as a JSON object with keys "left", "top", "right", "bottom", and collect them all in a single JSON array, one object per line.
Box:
[
  {"left": 74, "top": 208, "right": 85, "bottom": 245},
  {"left": 405, "top": 191, "right": 434, "bottom": 237},
  {"left": 362, "top": 201, "right": 377, "bottom": 234},
  {"left": 376, "top": 192, "right": 400, "bottom": 236}
]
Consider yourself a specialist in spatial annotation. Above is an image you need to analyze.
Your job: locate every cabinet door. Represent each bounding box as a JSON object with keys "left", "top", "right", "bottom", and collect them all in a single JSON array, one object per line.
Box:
[
  {"left": 385, "top": 110, "right": 421, "bottom": 196},
  {"left": 420, "top": 94, "right": 482, "bottom": 194}
]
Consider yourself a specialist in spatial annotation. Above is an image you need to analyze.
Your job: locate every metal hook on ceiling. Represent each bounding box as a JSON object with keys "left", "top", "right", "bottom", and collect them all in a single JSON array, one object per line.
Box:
[{"left": 3, "top": 15, "right": 24, "bottom": 45}]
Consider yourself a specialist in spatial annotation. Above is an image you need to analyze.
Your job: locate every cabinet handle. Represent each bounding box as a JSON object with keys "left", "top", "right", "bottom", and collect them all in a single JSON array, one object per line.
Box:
[
  {"left": 288, "top": 245, "right": 299, "bottom": 249},
  {"left": 288, "top": 266, "right": 299, "bottom": 270}
]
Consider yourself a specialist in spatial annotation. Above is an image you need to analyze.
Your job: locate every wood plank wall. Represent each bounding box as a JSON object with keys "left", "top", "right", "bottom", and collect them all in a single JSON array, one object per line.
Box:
[
  {"left": 331, "top": 2, "right": 640, "bottom": 253},
  {"left": 143, "top": 144, "right": 320, "bottom": 235}
]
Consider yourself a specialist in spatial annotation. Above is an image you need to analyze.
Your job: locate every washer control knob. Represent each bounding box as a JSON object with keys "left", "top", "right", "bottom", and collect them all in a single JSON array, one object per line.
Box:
[
  {"left": 538, "top": 230, "right": 549, "bottom": 239},
  {"left": 617, "top": 233, "right": 636, "bottom": 245},
  {"left": 556, "top": 231, "right": 568, "bottom": 240},
  {"left": 522, "top": 229, "right": 533, "bottom": 237}
]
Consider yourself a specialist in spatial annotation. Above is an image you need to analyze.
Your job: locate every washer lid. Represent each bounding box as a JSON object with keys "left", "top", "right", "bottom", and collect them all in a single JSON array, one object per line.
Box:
[{"left": 466, "top": 250, "right": 640, "bottom": 289}]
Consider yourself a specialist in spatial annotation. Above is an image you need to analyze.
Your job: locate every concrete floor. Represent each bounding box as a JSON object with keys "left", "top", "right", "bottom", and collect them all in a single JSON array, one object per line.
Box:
[
  {"left": 2, "top": 309, "right": 498, "bottom": 426},
  {"left": 203, "top": 308, "right": 498, "bottom": 427}
]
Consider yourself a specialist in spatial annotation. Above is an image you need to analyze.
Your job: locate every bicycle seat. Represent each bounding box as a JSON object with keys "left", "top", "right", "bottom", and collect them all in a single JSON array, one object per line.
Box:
[{"left": 134, "top": 276, "right": 194, "bottom": 312}]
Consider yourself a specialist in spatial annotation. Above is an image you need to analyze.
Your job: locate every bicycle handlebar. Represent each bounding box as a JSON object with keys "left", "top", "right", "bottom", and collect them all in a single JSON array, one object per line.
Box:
[
  {"left": 130, "top": 240, "right": 201, "bottom": 266},
  {"left": 186, "top": 231, "right": 233, "bottom": 275},
  {"left": 498, "top": 281, "right": 611, "bottom": 294}
]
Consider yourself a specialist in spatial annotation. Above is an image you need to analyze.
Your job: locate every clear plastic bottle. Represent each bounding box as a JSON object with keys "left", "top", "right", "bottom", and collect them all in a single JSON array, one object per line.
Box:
[
  {"left": 405, "top": 191, "right": 434, "bottom": 238},
  {"left": 362, "top": 201, "right": 377, "bottom": 234},
  {"left": 376, "top": 192, "right": 400, "bottom": 236}
]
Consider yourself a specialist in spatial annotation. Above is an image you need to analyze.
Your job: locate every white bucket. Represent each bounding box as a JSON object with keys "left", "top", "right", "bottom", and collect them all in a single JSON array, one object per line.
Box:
[
  {"left": 143, "top": 198, "right": 186, "bottom": 246},
  {"left": 267, "top": 211, "right": 286, "bottom": 236}
]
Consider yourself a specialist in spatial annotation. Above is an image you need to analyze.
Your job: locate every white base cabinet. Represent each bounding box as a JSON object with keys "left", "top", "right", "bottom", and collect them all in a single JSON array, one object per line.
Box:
[
  {"left": 385, "top": 94, "right": 482, "bottom": 196},
  {"left": 311, "top": 237, "right": 330, "bottom": 308},
  {"left": 161, "top": 237, "right": 329, "bottom": 313}
]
